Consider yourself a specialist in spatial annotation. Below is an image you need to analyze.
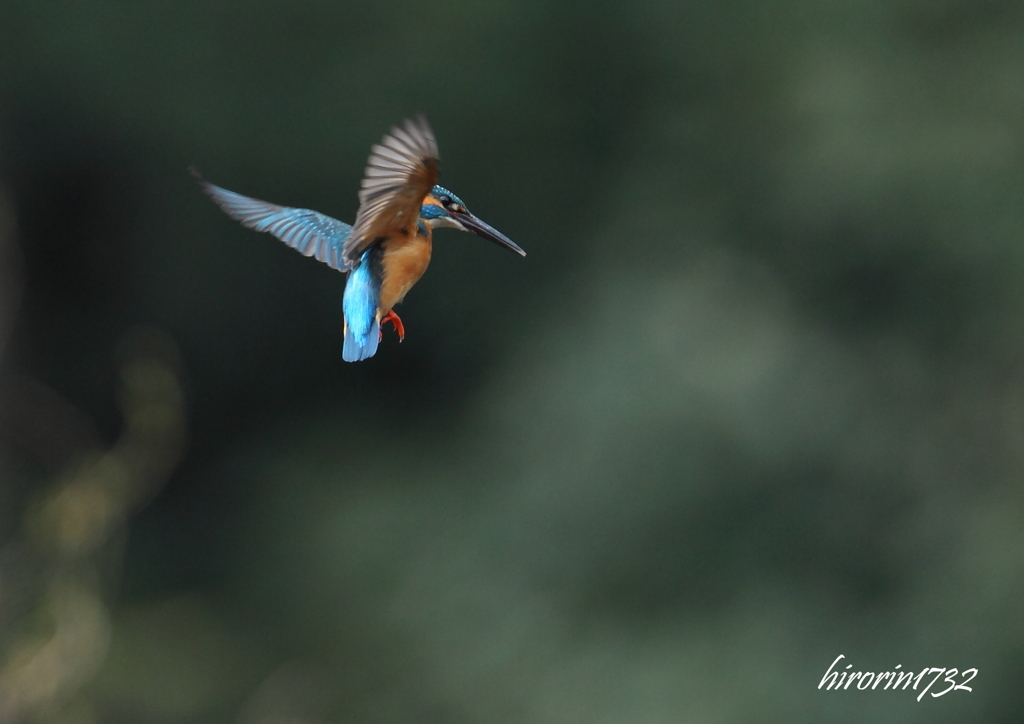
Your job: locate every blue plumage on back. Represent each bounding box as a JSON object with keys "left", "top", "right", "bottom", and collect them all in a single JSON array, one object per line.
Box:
[
  {"left": 342, "top": 250, "right": 382, "bottom": 361},
  {"left": 194, "top": 169, "right": 387, "bottom": 361}
]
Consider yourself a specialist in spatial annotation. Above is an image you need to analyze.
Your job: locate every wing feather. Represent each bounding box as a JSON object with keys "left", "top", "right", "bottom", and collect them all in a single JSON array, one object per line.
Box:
[
  {"left": 192, "top": 169, "right": 353, "bottom": 272},
  {"left": 343, "top": 115, "right": 439, "bottom": 263}
]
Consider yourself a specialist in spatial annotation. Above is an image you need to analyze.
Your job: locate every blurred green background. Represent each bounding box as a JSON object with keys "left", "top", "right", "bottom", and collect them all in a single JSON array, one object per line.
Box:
[{"left": 2, "top": 0, "right": 1023, "bottom": 722}]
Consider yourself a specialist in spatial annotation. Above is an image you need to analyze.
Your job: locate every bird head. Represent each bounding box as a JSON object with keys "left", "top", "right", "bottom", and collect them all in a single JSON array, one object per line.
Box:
[{"left": 420, "top": 186, "right": 526, "bottom": 256}]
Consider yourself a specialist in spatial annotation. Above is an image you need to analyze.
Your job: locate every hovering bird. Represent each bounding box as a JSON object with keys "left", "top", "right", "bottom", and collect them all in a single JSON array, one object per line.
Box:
[{"left": 193, "top": 115, "right": 525, "bottom": 361}]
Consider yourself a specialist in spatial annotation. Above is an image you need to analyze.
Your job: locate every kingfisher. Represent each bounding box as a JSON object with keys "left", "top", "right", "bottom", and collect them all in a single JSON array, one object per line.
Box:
[{"left": 193, "top": 115, "right": 525, "bottom": 361}]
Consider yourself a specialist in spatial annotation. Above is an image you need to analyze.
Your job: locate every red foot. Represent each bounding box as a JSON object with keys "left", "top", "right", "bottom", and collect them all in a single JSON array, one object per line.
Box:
[{"left": 379, "top": 309, "right": 405, "bottom": 342}]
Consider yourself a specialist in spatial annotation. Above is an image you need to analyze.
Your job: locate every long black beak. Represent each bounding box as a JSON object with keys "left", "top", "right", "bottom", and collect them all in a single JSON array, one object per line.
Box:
[{"left": 456, "top": 213, "right": 526, "bottom": 256}]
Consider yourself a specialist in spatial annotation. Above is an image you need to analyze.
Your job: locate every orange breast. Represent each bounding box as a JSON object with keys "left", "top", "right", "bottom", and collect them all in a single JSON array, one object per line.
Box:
[{"left": 378, "top": 232, "right": 432, "bottom": 312}]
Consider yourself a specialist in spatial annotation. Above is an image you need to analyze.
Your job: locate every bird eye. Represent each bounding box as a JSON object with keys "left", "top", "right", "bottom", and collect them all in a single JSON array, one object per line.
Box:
[{"left": 438, "top": 195, "right": 452, "bottom": 206}]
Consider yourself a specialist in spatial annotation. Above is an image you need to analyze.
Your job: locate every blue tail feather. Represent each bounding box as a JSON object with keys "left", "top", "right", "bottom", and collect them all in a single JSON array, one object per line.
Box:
[
  {"left": 342, "top": 250, "right": 382, "bottom": 362},
  {"left": 343, "top": 318, "right": 380, "bottom": 361}
]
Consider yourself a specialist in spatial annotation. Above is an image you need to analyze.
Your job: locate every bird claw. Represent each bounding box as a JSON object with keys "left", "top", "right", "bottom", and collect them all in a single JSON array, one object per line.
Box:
[{"left": 379, "top": 310, "right": 405, "bottom": 342}]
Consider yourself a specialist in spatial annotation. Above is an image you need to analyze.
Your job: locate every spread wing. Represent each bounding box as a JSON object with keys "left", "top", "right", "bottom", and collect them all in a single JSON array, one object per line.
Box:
[
  {"left": 343, "top": 115, "right": 439, "bottom": 264},
  {"left": 193, "top": 169, "right": 353, "bottom": 272}
]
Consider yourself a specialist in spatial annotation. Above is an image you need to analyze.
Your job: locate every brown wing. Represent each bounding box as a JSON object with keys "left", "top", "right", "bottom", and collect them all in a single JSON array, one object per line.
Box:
[{"left": 343, "top": 115, "right": 439, "bottom": 263}]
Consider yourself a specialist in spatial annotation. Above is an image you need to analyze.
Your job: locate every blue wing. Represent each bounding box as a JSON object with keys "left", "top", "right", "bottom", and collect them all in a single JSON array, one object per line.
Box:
[{"left": 193, "top": 169, "right": 353, "bottom": 272}]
